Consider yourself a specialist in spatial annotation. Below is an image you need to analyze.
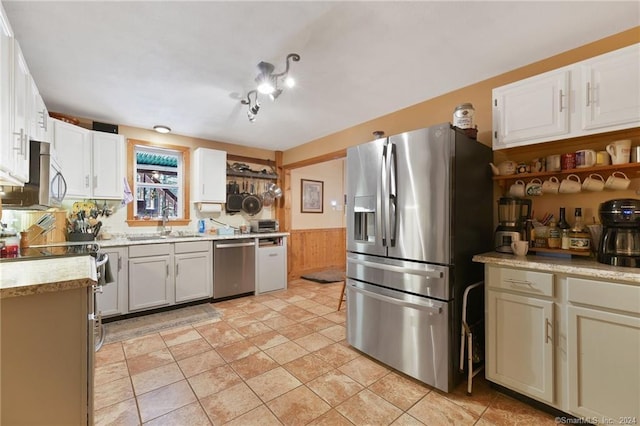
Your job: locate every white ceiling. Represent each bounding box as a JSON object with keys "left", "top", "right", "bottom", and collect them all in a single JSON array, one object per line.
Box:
[{"left": 3, "top": 1, "right": 639, "bottom": 151}]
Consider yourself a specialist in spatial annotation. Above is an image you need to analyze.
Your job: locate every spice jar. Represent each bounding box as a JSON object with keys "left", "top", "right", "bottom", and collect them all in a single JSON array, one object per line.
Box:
[
  {"left": 453, "top": 103, "right": 475, "bottom": 129},
  {"left": 547, "top": 222, "right": 561, "bottom": 248}
]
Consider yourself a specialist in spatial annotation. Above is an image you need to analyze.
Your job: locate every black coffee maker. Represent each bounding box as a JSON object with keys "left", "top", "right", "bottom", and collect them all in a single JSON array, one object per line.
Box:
[{"left": 597, "top": 199, "right": 640, "bottom": 268}]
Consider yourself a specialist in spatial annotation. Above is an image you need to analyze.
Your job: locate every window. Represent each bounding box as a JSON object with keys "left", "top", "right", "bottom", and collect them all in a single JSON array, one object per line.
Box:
[{"left": 126, "top": 139, "right": 190, "bottom": 226}]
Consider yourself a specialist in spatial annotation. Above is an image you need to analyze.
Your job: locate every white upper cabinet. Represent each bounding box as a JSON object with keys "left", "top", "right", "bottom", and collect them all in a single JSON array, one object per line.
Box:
[
  {"left": 493, "top": 69, "right": 570, "bottom": 149},
  {"left": 54, "top": 119, "right": 124, "bottom": 199},
  {"left": 192, "top": 147, "right": 226, "bottom": 203},
  {"left": 8, "top": 41, "right": 30, "bottom": 183},
  {"left": 29, "top": 77, "right": 51, "bottom": 144},
  {"left": 493, "top": 43, "right": 640, "bottom": 150},
  {"left": 0, "top": 6, "right": 18, "bottom": 185},
  {"left": 580, "top": 44, "right": 640, "bottom": 131}
]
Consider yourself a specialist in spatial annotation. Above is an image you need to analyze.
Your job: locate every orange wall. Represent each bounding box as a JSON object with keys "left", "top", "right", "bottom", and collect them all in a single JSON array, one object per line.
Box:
[{"left": 282, "top": 27, "right": 640, "bottom": 165}]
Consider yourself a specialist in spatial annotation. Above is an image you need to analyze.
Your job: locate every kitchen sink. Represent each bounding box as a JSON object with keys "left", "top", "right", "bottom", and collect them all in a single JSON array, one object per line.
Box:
[{"left": 127, "top": 233, "right": 203, "bottom": 241}]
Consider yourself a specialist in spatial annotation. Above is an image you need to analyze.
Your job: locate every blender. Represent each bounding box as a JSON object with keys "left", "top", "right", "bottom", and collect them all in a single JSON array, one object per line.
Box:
[{"left": 494, "top": 197, "right": 532, "bottom": 253}]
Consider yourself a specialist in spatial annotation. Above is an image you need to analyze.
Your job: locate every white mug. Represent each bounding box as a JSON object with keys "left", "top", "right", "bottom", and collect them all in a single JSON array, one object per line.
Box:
[
  {"left": 511, "top": 240, "right": 529, "bottom": 256},
  {"left": 576, "top": 149, "right": 596, "bottom": 168},
  {"left": 606, "top": 139, "right": 631, "bottom": 165},
  {"left": 509, "top": 180, "right": 526, "bottom": 197},
  {"left": 525, "top": 178, "right": 543, "bottom": 196},
  {"left": 582, "top": 173, "right": 605, "bottom": 192},
  {"left": 546, "top": 154, "right": 561, "bottom": 172},
  {"left": 542, "top": 176, "right": 560, "bottom": 194},
  {"left": 559, "top": 174, "right": 582, "bottom": 194},
  {"left": 604, "top": 171, "right": 631, "bottom": 190}
]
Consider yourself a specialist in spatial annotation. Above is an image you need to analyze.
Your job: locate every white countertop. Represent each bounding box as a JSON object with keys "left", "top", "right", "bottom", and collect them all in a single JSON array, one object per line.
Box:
[
  {"left": 0, "top": 256, "right": 97, "bottom": 299},
  {"left": 473, "top": 251, "right": 640, "bottom": 284},
  {"left": 97, "top": 232, "right": 289, "bottom": 248}
]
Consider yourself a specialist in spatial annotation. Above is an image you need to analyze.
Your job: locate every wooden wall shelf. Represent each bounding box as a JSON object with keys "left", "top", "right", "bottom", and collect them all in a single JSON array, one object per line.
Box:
[
  {"left": 226, "top": 170, "right": 278, "bottom": 180},
  {"left": 493, "top": 162, "right": 640, "bottom": 187}
]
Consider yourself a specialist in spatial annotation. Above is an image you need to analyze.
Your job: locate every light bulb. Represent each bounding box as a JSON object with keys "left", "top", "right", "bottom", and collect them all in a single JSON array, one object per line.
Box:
[
  {"left": 257, "top": 81, "right": 275, "bottom": 95},
  {"left": 284, "top": 76, "right": 295, "bottom": 88}
]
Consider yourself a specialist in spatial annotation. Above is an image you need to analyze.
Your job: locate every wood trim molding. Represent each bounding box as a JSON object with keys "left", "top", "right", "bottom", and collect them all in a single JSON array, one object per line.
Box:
[
  {"left": 227, "top": 154, "right": 276, "bottom": 168},
  {"left": 283, "top": 149, "right": 346, "bottom": 171}
]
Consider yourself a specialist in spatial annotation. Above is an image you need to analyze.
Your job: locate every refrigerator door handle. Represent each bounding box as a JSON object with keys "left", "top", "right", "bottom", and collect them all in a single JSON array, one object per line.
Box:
[
  {"left": 380, "top": 143, "right": 388, "bottom": 247},
  {"left": 388, "top": 142, "right": 397, "bottom": 247},
  {"left": 348, "top": 281, "right": 444, "bottom": 314},
  {"left": 348, "top": 257, "right": 445, "bottom": 279}
]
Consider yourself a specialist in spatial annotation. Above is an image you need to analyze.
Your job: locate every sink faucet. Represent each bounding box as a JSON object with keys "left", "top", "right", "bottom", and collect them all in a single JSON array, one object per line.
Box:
[{"left": 161, "top": 206, "right": 172, "bottom": 236}]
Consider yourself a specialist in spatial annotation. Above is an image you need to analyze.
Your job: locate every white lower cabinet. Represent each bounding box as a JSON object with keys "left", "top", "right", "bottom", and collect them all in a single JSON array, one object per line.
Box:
[
  {"left": 256, "top": 237, "right": 287, "bottom": 294},
  {"left": 175, "top": 241, "right": 212, "bottom": 303},
  {"left": 128, "top": 241, "right": 213, "bottom": 312},
  {"left": 486, "top": 266, "right": 555, "bottom": 404},
  {"left": 97, "top": 247, "right": 128, "bottom": 317},
  {"left": 486, "top": 265, "right": 640, "bottom": 422}
]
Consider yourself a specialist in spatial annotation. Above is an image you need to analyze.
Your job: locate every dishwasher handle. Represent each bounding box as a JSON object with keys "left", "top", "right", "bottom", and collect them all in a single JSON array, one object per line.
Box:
[{"left": 216, "top": 241, "right": 256, "bottom": 249}]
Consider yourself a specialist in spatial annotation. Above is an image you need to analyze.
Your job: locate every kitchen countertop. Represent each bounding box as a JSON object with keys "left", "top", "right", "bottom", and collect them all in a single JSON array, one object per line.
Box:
[
  {"left": 0, "top": 256, "right": 97, "bottom": 299},
  {"left": 97, "top": 231, "right": 289, "bottom": 248},
  {"left": 473, "top": 251, "right": 640, "bottom": 284}
]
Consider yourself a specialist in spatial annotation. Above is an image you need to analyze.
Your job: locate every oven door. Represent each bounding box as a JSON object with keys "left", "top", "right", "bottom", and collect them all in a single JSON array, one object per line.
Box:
[{"left": 346, "top": 279, "right": 452, "bottom": 392}]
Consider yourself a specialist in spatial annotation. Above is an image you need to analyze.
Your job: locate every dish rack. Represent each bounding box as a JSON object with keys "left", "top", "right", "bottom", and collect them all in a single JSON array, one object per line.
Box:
[{"left": 459, "top": 281, "right": 484, "bottom": 395}]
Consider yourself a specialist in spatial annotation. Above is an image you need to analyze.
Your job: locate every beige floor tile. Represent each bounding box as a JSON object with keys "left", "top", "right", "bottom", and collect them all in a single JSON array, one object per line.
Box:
[
  {"left": 480, "top": 393, "right": 557, "bottom": 425},
  {"left": 444, "top": 376, "right": 498, "bottom": 417},
  {"left": 265, "top": 340, "right": 309, "bottom": 364},
  {"left": 368, "top": 372, "right": 430, "bottom": 411},
  {"left": 216, "top": 339, "right": 261, "bottom": 362},
  {"left": 94, "top": 376, "right": 135, "bottom": 411},
  {"left": 322, "top": 311, "right": 346, "bottom": 324},
  {"left": 306, "top": 408, "right": 353, "bottom": 426},
  {"left": 199, "top": 382, "right": 262, "bottom": 424},
  {"left": 241, "top": 301, "right": 272, "bottom": 315},
  {"left": 137, "top": 380, "right": 197, "bottom": 423},
  {"left": 336, "top": 389, "right": 403, "bottom": 426},
  {"left": 391, "top": 413, "right": 426, "bottom": 425},
  {"left": 305, "top": 304, "right": 337, "bottom": 316},
  {"left": 313, "top": 342, "right": 360, "bottom": 368},
  {"left": 267, "top": 385, "right": 331, "bottom": 425},
  {"left": 127, "top": 347, "right": 175, "bottom": 376},
  {"left": 177, "top": 349, "right": 225, "bottom": 377},
  {"left": 122, "top": 334, "right": 167, "bottom": 359},
  {"left": 159, "top": 326, "right": 202, "bottom": 347},
  {"left": 197, "top": 322, "right": 245, "bottom": 348},
  {"left": 229, "top": 351, "right": 278, "bottom": 380},
  {"left": 143, "top": 401, "right": 211, "bottom": 426},
  {"left": 248, "top": 308, "right": 282, "bottom": 321},
  {"left": 307, "top": 370, "right": 364, "bottom": 406},
  {"left": 283, "top": 354, "right": 334, "bottom": 383},
  {"left": 248, "top": 330, "right": 290, "bottom": 350},
  {"left": 187, "top": 364, "right": 242, "bottom": 399},
  {"left": 226, "top": 314, "right": 260, "bottom": 329},
  {"left": 168, "top": 337, "right": 212, "bottom": 361},
  {"left": 95, "top": 360, "right": 129, "bottom": 386},
  {"left": 261, "top": 298, "right": 290, "bottom": 311},
  {"left": 223, "top": 404, "right": 282, "bottom": 426},
  {"left": 246, "top": 367, "right": 303, "bottom": 402},
  {"left": 407, "top": 391, "right": 478, "bottom": 425},
  {"left": 278, "top": 323, "right": 314, "bottom": 340},
  {"left": 132, "top": 362, "right": 184, "bottom": 396},
  {"left": 318, "top": 324, "right": 346, "bottom": 342},
  {"left": 95, "top": 342, "right": 125, "bottom": 366},
  {"left": 293, "top": 298, "right": 322, "bottom": 310},
  {"left": 94, "top": 397, "right": 139, "bottom": 426},
  {"left": 262, "top": 314, "right": 298, "bottom": 330},
  {"left": 338, "top": 355, "right": 389, "bottom": 386},
  {"left": 302, "top": 316, "right": 337, "bottom": 331},
  {"left": 235, "top": 321, "right": 273, "bottom": 338},
  {"left": 294, "top": 332, "right": 334, "bottom": 352}
]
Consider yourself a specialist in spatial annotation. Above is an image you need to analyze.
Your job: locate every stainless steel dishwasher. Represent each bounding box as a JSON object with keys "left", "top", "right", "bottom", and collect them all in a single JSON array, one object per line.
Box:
[{"left": 213, "top": 239, "right": 256, "bottom": 300}]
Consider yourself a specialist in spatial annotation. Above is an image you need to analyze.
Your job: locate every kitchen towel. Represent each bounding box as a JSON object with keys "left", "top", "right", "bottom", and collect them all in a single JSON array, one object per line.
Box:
[
  {"left": 196, "top": 203, "right": 222, "bottom": 213},
  {"left": 121, "top": 177, "right": 134, "bottom": 206}
]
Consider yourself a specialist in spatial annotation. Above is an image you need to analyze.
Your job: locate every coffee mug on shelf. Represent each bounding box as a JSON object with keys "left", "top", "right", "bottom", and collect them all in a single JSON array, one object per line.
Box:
[
  {"left": 508, "top": 180, "right": 526, "bottom": 197},
  {"left": 596, "top": 150, "right": 611, "bottom": 166},
  {"left": 546, "top": 154, "right": 561, "bottom": 172},
  {"left": 525, "top": 178, "right": 543, "bottom": 196},
  {"left": 576, "top": 149, "right": 596, "bottom": 168},
  {"left": 511, "top": 240, "right": 529, "bottom": 256},
  {"left": 604, "top": 171, "right": 631, "bottom": 190},
  {"left": 561, "top": 153, "right": 576, "bottom": 170},
  {"left": 559, "top": 174, "right": 582, "bottom": 194},
  {"left": 606, "top": 139, "right": 631, "bottom": 165},
  {"left": 582, "top": 173, "right": 605, "bottom": 192},
  {"left": 542, "top": 176, "right": 560, "bottom": 194},
  {"left": 631, "top": 146, "right": 640, "bottom": 163}
]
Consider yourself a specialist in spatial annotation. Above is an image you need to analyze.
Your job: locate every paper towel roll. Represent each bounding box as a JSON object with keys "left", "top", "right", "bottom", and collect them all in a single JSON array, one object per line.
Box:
[{"left": 196, "top": 203, "right": 222, "bottom": 213}]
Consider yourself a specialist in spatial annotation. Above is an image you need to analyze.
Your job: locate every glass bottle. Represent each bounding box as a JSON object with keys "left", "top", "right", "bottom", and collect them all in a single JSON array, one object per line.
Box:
[
  {"left": 557, "top": 207, "right": 570, "bottom": 231},
  {"left": 569, "top": 208, "right": 591, "bottom": 251},
  {"left": 558, "top": 208, "right": 571, "bottom": 249},
  {"left": 547, "top": 221, "right": 561, "bottom": 248}
]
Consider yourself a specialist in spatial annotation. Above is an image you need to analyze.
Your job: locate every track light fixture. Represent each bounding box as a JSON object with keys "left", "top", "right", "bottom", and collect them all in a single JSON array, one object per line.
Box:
[{"left": 241, "top": 53, "right": 300, "bottom": 122}]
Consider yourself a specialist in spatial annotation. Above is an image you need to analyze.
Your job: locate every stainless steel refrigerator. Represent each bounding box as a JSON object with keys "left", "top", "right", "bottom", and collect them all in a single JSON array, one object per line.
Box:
[{"left": 345, "top": 123, "right": 492, "bottom": 392}]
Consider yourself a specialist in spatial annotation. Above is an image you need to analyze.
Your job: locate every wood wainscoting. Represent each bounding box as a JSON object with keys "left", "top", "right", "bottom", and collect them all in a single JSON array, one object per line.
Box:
[{"left": 288, "top": 227, "right": 346, "bottom": 279}]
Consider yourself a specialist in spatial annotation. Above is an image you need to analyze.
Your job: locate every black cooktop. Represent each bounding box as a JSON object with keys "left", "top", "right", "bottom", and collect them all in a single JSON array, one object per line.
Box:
[{"left": 0, "top": 243, "right": 100, "bottom": 262}]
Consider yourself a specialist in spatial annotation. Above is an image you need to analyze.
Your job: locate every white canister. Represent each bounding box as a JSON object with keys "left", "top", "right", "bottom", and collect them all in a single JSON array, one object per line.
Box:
[{"left": 453, "top": 103, "right": 475, "bottom": 129}]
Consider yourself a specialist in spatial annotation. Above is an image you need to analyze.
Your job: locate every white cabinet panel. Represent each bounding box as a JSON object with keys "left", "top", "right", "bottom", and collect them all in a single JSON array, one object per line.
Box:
[
  {"left": 192, "top": 147, "right": 226, "bottom": 203},
  {"left": 175, "top": 251, "right": 212, "bottom": 303},
  {"left": 9, "top": 41, "right": 30, "bottom": 183},
  {"left": 97, "top": 247, "right": 128, "bottom": 317},
  {"left": 0, "top": 8, "right": 16, "bottom": 185},
  {"left": 129, "top": 255, "right": 173, "bottom": 311},
  {"left": 256, "top": 238, "right": 287, "bottom": 294},
  {"left": 92, "top": 131, "right": 124, "bottom": 199},
  {"left": 54, "top": 119, "right": 91, "bottom": 197}
]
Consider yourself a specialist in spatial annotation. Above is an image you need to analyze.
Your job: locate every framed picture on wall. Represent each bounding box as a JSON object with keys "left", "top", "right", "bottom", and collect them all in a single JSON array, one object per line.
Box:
[{"left": 301, "top": 179, "right": 323, "bottom": 213}]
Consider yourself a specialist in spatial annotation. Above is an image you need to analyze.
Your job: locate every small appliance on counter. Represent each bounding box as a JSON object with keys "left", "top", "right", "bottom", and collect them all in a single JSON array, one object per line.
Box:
[
  {"left": 250, "top": 219, "right": 279, "bottom": 233},
  {"left": 597, "top": 199, "right": 640, "bottom": 268},
  {"left": 494, "top": 197, "right": 532, "bottom": 253}
]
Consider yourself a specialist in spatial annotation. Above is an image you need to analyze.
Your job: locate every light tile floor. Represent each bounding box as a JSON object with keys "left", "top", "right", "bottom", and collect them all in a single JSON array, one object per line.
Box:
[{"left": 94, "top": 279, "right": 557, "bottom": 425}]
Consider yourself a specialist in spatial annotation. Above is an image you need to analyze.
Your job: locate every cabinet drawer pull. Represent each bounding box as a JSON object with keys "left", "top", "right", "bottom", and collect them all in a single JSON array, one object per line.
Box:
[
  {"left": 269, "top": 253, "right": 278, "bottom": 257},
  {"left": 586, "top": 82, "right": 591, "bottom": 107},
  {"left": 176, "top": 263, "right": 179, "bottom": 276},
  {"left": 166, "top": 264, "right": 169, "bottom": 277},
  {"left": 85, "top": 175, "right": 90, "bottom": 188},
  {"left": 505, "top": 278, "right": 534, "bottom": 288},
  {"left": 559, "top": 89, "right": 564, "bottom": 112},
  {"left": 545, "top": 318, "right": 552, "bottom": 344}
]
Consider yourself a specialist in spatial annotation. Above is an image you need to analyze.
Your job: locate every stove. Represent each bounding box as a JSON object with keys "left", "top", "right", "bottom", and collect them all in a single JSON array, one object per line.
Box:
[{"left": 0, "top": 242, "right": 100, "bottom": 261}]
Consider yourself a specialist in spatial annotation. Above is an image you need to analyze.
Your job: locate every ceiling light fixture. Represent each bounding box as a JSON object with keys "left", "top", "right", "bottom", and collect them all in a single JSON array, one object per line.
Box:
[
  {"left": 241, "top": 53, "right": 301, "bottom": 122},
  {"left": 153, "top": 125, "right": 171, "bottom": 134}
]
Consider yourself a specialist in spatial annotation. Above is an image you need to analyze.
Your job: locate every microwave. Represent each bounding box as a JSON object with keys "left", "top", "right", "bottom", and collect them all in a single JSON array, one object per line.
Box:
[
  {"left": 250, "top": 219, "right": 279, "bottom": 233},
  {"left": 2, "top": 141, "right": 67, "bottom": 209}
]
